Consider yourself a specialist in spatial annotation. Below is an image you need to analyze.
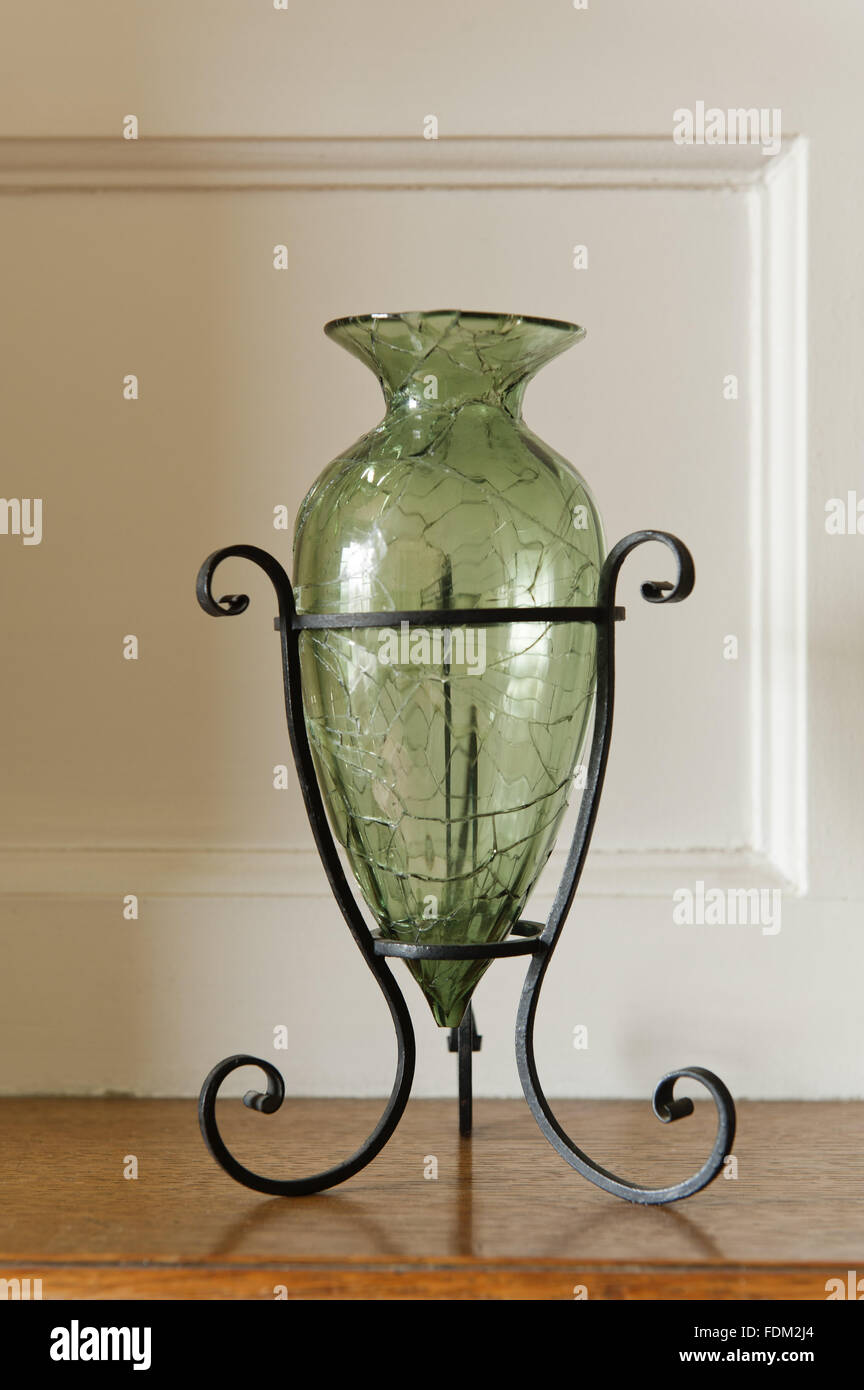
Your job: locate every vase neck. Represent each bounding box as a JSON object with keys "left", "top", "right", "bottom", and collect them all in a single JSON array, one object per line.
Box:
[{"left": 324, "top": 309, "right": 585, "bottom": 418}]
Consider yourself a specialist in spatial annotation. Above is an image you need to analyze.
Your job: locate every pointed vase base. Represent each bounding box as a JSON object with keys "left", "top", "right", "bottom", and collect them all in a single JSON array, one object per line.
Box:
[{"left": 406, "top": 958, "right": 492, "bottom": 1029}]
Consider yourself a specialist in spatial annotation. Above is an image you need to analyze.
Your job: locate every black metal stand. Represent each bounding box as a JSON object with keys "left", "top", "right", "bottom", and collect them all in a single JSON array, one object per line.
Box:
[
  {"left": 448, "top": 1003, "right": 482, "bottom": 1138},
  {"left": 196, "top": 530, "right": 736, "bottom": 1204}
]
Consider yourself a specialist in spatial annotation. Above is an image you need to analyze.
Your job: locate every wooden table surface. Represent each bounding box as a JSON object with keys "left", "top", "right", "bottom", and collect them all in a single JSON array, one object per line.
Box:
[{"left": 1, "top": 1097, "right": 861, "bottom": 1299}]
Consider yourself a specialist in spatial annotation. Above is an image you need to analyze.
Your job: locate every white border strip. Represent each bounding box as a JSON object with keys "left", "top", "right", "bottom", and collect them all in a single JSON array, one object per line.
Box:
[
  {"left": 0, "top": 846, "right": 794, "bottom": 899},
  {"left": 0, "top": 135, "right": 779, "bottom": 193}
]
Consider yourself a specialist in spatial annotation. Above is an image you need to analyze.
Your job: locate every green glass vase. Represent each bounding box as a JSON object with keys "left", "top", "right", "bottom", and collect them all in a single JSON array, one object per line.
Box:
[{"left": 293, "top": 310, "right": 605, "bottom": 1027}]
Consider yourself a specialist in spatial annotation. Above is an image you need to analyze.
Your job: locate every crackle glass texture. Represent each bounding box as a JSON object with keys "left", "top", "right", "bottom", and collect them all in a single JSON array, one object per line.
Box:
[{"left": 293, "top": 311, "right": 605, "bottom": 1027}]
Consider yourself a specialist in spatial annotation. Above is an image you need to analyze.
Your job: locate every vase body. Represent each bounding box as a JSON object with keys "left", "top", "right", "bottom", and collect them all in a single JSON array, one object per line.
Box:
[{"left": 293, "top": 311, "right": 605, "bottom": 1027}]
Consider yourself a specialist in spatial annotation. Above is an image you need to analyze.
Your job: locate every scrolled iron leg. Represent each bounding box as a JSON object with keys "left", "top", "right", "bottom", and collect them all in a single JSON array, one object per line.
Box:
[
  {"left": 196, "top": 543, "right": 417, "bottom": 1194},
  {"left": 199, "top": 1025, "right": 415, "bottom": 1196},
  {"left": 516, "top": 967, "right": 735, "bottom": 1204},
  {"left": 513, "top": 530, "right": 736, "bottom": 1203}
]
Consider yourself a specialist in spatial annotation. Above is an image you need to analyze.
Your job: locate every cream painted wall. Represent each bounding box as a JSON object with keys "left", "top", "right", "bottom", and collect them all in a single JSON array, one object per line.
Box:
[{"left": 0, "top": 2, "right": 861, "bottom": 1099}]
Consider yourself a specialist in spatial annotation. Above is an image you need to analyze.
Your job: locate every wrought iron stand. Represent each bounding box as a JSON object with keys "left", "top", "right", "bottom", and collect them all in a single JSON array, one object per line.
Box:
[{"left": 196, "top": 530, "right": 735, "bottom": 1204}]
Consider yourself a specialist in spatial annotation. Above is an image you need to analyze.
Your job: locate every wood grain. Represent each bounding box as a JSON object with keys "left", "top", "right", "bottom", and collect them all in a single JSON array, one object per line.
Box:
[{"left": 1, "top": 1098, "right": 861, "bottom": 1299}]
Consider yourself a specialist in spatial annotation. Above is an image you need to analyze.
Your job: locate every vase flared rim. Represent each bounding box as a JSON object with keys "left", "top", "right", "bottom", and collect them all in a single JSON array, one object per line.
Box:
[{"left": 324, "top": 309, "right": 586, "bottom": 339}]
